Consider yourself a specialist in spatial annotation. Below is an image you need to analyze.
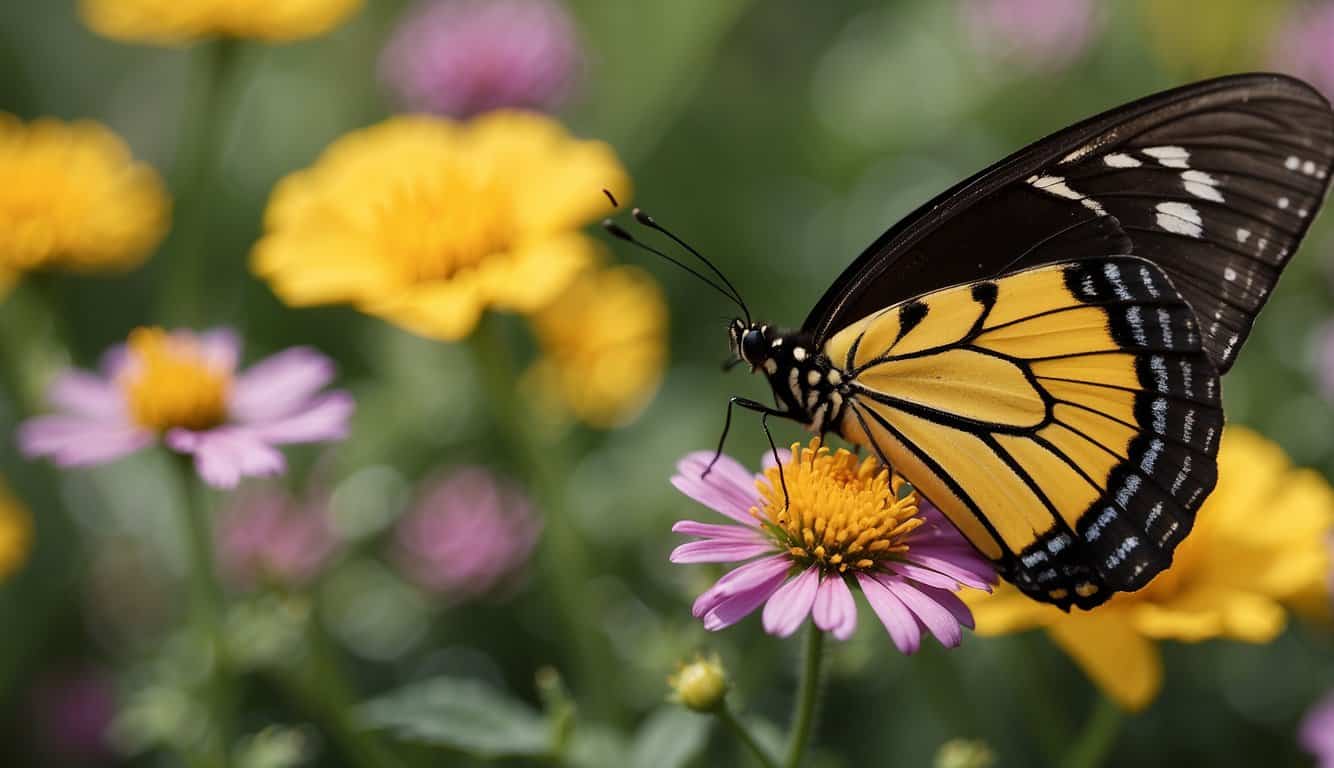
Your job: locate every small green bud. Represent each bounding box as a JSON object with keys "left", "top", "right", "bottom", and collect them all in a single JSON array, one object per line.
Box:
[
  {"left": 669, "top": 654, "right": 729, "bottom": 713},
  {"left": 934, "top": 739, "right": 995, "bottom": 768}
]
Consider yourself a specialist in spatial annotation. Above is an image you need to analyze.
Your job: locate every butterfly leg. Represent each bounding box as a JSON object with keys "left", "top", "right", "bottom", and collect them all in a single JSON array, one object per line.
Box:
[{"left": 704, "top": 396, "right": 792, "bottom": 509}]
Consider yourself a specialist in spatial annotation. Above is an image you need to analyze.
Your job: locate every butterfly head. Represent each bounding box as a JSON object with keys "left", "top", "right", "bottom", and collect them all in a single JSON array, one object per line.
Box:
[{"left": 728, "top": 320, "right": 774, "bottom": 371}]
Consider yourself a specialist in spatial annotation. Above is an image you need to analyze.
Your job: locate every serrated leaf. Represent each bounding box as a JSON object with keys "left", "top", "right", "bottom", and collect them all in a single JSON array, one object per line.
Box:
[
  {"left": 361, "top": 677, "right": 549, "bottom": 759},
  {"left": 628, "top": 708, "right": 710, "bottom": 768}
]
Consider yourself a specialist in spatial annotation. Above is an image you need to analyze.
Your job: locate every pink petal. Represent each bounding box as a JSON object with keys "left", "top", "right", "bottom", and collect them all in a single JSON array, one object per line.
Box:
[
  {"left": 909, "top": 582, "right": 975, "bottom": 631},
  {"left": 48, "top": 371, "right": 124, "bottom": 419},
  {"left": 891, "top": 561, "right": 966, "bottom": 591},
  {"left": 760, "top": 447, "right": 792, "bottom": 471},
  {"left": 670, "top": 539, "right": 775, "bottom": 564},
  {"left": 248, "top": 392, "right": 354, "bottom": 445},
  {"left": 812, "top": 574, "right": 857, "bottom": 641},
  {"left": 875, "top": 573, "right": 964, "bottom": 648},
  {"left": 857, "top": 572, "right": 921, "bottom": 654},
  {"left": 230, "top": 347, "right": 337, "bottom": 422},
  {"left": 691, "top": 554, "right": 790, "bottom": 618},
  {"left": 18, "top": 416, "right": 153, "bottom": 466},
  {"left": 671, "top": 451, "right": 762, "bottom": 527},
  {"left": 671, "top": 520, "right": 766, "bottom": 541},
  {"left": 901, "top": 551, "right": 996, "bottom": 591},
  {"left": 167, "top": 428, "right": 287, "bottom": 489},
  {"left": 701, "top": 569, "right": 789, "bottom": 632},
  {"left": 761, "top": 566, "right": 820, "bottom": 638},
  {"left": 196, "top": 327, "right": 241, "bottom": 373}
]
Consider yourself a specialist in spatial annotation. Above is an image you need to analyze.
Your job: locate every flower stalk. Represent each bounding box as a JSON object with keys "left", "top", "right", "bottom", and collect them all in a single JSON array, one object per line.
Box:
[
  {"left": 784, "top": 624, "right": 825, "bottom": 768},
  {"left": 716, "top": 706, "right": 779, "bottom": 768},
  {"left": 1061, "top": 695, "right": 1123, "bottom": 768}
]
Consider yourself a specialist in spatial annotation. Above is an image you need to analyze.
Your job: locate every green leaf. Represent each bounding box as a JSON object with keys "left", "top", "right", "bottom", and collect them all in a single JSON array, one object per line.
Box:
[
  {"left": 361, "top": 676, "right": 549, "bottom": 759},
  {"left": 628, "top": 708, "right": 710, "bottom": 768}
]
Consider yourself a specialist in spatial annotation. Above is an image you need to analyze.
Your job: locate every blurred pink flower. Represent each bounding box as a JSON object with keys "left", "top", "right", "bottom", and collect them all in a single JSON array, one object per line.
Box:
[
  {"left": 1317, "top": 320, "right": 1334, "bottom": 402},
  {"left": 218, "top": 486, "right": 339, "bottom": 589},
  {"left": 380, "top": 0, "right": 581, "bottom": 117},
  {"left": 671, "top": 440, "right": 995, "bottom": 652},
  {"left": 31, "top": 667, "right": 116, "bottom": 763},
  {"left": 1273, "top": 2, "right": 1334, "bottom": 99},
  {"left": 392, "top": 467, "right": 541, "bottom": 599},
  {"left": 961, "top": 0, "right": 1101, "bottom": 71},
  {"left": 1303, "top": 690, "right": 1334, "bottom": 768},
  {"left": 18, "top": 327, "right": 353, "bottom": 489}
]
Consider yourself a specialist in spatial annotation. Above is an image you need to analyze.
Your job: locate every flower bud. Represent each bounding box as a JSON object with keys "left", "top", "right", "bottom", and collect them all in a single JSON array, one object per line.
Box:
[
  {"left": 668, "top": 655, "right": 729, "bottom": 713},
  {"left": 934, "top": 739, "right": 995, "bottom": 768}
]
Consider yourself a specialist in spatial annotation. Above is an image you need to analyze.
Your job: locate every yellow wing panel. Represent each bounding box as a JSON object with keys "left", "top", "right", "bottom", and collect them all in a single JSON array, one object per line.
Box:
[
  {"left": 973, "top": 307, "right": 1118, "bottom": 359},
  {"left": 1031, "top": 353, "right": 1141, "bottom": 390},
  {"left": 994, "top": 433, "right": 1101, "bottom": 530},
  {"left": 983, "top": 267, "right": 1082, "bottom": 328},
  {"left": 852, "top": 348, "right": 1046, "bottom": 428}
]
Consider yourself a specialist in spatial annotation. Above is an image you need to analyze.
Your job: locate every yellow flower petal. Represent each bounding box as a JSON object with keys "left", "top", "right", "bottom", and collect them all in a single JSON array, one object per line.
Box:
[
  {"left": 1047, "top": 613, "right": 1162, "bottom": 712},
  {"left": 483, "top": 234, "right": 599, "bottom": 313},
  {"left": 363, "top": 275, "right": 486, "bottom": 342},
  {"left": 0, "top": 479, "right": 32, "bottom": 582},
  {"left": 81, "top": 0, "right": 362, "bottom": 43}
]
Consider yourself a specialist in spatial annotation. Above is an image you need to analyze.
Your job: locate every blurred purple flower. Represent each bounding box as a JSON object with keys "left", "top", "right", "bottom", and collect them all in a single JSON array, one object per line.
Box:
[
  {"left": 1273, "top": 2, "right": 1334, "bottom": 99},
  {"left": 1317, "top": 320, "right": 1334, "bottom": 402},
  {"left": 379, "top": 0, "right": 581, "bottom": 117},
  {"left": 1303, "top": 690, "right": 1334, "bottom": 768},
  {"left": 18, "top": 327, "right": 353, "bottom": 489},
  {"left": 671, "top": 440, "right": 996, "bottom": 652},
  {"left": 218, "top": 486, "right": 339, "bottom": 589},
  {"left": 31, "top": 667, "right": 116, "bottom": 763},
  {"left": 392, "top": 467, "right": 541, "bottom": 599},
  {"left": 961, "top": 0, "right": 1101, "bottom": 71}
]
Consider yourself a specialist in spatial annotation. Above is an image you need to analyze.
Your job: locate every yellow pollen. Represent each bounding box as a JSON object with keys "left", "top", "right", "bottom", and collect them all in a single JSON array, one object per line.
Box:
[
  {"left": 119, "top": 328, "right": 231, "bottom": 432},
  {"left": 376, "top": 172, "right": 515, "bottom": 284},
  {"left": 751, "top": 438, "right": 921, "bottom": 573}
]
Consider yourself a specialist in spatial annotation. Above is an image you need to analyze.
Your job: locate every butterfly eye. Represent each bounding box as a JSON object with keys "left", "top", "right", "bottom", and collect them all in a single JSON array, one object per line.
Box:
[{"left": 740, "top": 330, "right": 765, "bottom": 363}]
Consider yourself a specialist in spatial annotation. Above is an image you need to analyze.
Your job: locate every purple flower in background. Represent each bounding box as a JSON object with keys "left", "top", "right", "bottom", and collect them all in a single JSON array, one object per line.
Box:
[
  {"left": 1317, "top": 320, "right": 1334, "bottom": 402},
  {"left": 31, "top": 668, "right": 116, "bottom": 763},
  {"left": 1273, "top": 2, "right": 1334, "bottom": 99},
  {"left": 1303, "top": 690, "right": 1334, "bottom": 768},
  {"left": 19, "top": 327, "right": 353, "bottom": 489},
  {"left": 960, "top": 0, "right": 1101, "bottom": 71},
  {"left": 392, "top": 467, "right": 541, "bottom": 599},
  {"left": 218, "top": 486, "right": 339, "bottom": 589},
  {"left": 671, "top": 439, "right": 995, "bottom": 652},
  {"left": 380, "top": 0, "right": 582, "bottom": 117}
]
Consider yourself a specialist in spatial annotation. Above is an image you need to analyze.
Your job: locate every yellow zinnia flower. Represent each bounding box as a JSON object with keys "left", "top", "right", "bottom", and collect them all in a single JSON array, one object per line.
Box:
[
  {"left": 963, "top": 426, "right": 1334, "bottom": 711},
  {"left": 0, "top": 115, "right": 169, "bottom": 298},
  {"left": 525, "top": 265, "right": 666, "bottom": 428},
  {"left": 0, "top": 478, "right": 33, "bottom": 582},
  {"left": 81, "top": 0, "right": 362, "bottom": 43},
  {"left": 252, "top": 111, "right": 630, "bottom": 341}
]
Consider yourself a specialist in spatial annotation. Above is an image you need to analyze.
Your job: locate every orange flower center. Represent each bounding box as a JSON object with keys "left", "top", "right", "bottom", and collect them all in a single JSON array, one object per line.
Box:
[
  {"left": 375, "top": 171, "right": 515, "bottom": 284},
  {"left": 119, "top": 328, "right": 231, "bottom": 432},
  {"left": 754, "top": 439, "right": 921, "bottom": 573}
]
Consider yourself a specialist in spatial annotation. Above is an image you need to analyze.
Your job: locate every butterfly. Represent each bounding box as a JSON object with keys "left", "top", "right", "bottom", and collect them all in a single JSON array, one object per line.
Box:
[{"left": 605, "top": 73, "right": 1334, "bottom": 610}]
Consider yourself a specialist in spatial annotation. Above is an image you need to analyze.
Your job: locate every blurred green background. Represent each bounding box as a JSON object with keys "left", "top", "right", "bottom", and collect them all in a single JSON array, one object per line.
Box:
[{"left": 1, "top": 1, "right": 1332, "bottom": 766}]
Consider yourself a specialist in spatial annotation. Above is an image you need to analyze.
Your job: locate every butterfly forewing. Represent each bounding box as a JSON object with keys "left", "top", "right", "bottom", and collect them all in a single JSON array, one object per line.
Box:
[
  {"left": 805, "top": 73, "right": 1334, "bottom": 375},
  {"left": 826, "top": 258, "right": 1222, "bottom": 609}
]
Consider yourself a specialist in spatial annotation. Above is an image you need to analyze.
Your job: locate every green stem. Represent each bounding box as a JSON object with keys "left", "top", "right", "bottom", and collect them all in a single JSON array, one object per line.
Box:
[
  {"left": 173, "top": 455, "right": 234, "bottom": 768},
  {"left": 466, "top": 318, "right": 615, "bottom": 719},
  {"left": 783, "top": 625, "right": 825, "bottom": 768},
  {"left": 159, "top": 39, "right": 245, "bottom": 326},
  {"left": 716, "top": 706, "right": 779, "bottom": 768},
  {"left": 1061, "top": 695, "right": 1123, "bottom": 768}
]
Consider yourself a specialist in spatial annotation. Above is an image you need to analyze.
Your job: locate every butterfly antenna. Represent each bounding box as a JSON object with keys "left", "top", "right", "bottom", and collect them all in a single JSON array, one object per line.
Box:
[
  {"left": 632, "top": 207, "right": 751, "bottom": 325},
  {"left": 601, "top": 219, "right": 747, "bottom": 314}
]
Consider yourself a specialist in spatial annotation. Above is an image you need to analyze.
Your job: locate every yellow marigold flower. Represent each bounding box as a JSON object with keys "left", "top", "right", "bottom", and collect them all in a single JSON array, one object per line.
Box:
[
  {"left": 80, "top": 0, "right": 362, "bottom": 43},
  {"left": 0, "top": 115, "right": 169, "bottom": 297},
  {"left": 963, "top": 426, "right": 1334, "bottom": 712},
  {"left": 252, "top": 111, "right": 630, "bottom": 341},
  {"left": 525, "top": 265, "right": 666, "bottom": 428},
  {"left": 0, "top": 478, "right": 33, "bottom": 582}
]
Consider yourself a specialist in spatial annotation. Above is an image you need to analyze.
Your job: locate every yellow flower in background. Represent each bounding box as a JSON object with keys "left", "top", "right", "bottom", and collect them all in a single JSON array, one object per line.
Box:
[
  {"left": 525, "top": 265, "right": 666, "bottom": 428},
  {"left": 964, "top": 426, "right": 1334, "bottom": 712},
  {"left": 252, "top": 111, "right": 630, "bottom": 341},
  {"left": 0, "top": 115, "right": 169, "bottom": 298},
  {"left": 81, "top": 0, "right": 362, "bottom": 43},
  {"left": 0, "top": 479, "right": 33, "bottom": 582},
  {"left": 1138, "top": 0, "right": 1290, "bottom": 78}
]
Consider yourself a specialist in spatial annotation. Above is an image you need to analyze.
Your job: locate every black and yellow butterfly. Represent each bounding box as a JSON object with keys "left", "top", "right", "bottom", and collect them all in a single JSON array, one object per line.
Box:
[{"left": 607, "top": 73, "right": 1334, "bottom": 610}]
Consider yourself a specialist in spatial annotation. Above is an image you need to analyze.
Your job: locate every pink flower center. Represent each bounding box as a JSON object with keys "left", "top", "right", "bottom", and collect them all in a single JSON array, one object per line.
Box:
[
  {"left": 755, "top": 439, "right": 923, "bottom": 574},
  {"left": 118, "top": 327, "right": 231, "bottom": 432}
]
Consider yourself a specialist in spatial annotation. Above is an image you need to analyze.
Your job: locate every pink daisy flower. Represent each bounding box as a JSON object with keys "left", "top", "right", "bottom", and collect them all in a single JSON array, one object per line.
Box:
[
  {"left": 391, "top": 467, "right": 541, "bottom": 599},
  {"left": 671, "top": 438, "right": 995, "bottom": 652},
  {"left": 1302, "top": 689, "right": 1334, "bottom": 768},
  {"left": 217, "top": 484, "right": 339, "bottom": 589},
  {"left": 18, "top": 327, "right": 353, "bottom": 489}
]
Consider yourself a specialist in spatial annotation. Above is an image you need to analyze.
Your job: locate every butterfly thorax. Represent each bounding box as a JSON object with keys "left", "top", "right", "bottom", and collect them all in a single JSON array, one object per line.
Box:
[{"left": 730, "top": 320, "right": 849, "bottom": 434}]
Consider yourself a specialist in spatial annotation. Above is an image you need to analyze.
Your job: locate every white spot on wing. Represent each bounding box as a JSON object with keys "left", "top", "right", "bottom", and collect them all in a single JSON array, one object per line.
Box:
[
  {"left": 1278, "top": 197, "right": 1290, "bottom": 209},
  {"left": 1303, "top": 160, "right": 1317, "bottom": 175},
  {"left": 1224, "top": 267, "right": 1237, "bottom": 282},
  {"left": 1286, "top": 156, "right": 1301, "bottom": 170},
  {"left": 1181, "top": 170, "right": 1223, "bottom": 202},
  {"left": 1104, "top": 263, "right": 1131, "bottom": 300},
  {"left": 1144, "top": 146, "right": 1190, "bottom": 168},
  {"left": 1104, "top": 152, "right": 1141, "bottom": 168},
  {"left": 1155, "top": 202, "right": 1202, "bottom": 237},
  {"left": 1236, "top": 228, "right": 1251, "bottom": 244}
]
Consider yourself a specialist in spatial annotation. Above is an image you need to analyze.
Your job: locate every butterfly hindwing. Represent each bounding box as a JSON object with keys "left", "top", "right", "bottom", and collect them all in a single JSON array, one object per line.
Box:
[
  {"left": 805, "top": 74, "right": 1334, "bottom": 375},
  {"left": 826, "top": 257, "right": 1222, "bottom": 609}
]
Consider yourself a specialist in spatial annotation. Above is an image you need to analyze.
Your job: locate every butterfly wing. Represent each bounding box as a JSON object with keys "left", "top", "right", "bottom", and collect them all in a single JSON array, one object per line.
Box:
[
  {"left": 826, "top": 257, "right": 1221, "bottom": 610},
  {"left": 805, "top": 73, "right": 1334, "bottom": 374}
]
